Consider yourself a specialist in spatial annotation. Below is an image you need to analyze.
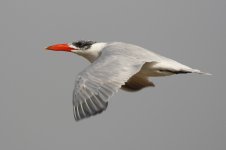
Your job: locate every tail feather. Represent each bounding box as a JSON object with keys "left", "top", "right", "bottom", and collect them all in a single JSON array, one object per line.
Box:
[
  {"left": 190, "top": 69, "right": 212, "bottom": 75},
  {"left": 152, "top": 61, "right": 211, "bottom": 76}
]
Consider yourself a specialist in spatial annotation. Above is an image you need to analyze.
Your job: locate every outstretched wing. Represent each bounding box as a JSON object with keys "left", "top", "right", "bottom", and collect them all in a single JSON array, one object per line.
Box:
[{"left": 72, "top": 44, "right": 156, "bottom": 121}]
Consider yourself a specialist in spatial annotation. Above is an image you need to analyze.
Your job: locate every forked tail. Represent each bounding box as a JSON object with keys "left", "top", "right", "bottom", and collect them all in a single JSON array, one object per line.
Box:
[{"left": 190, "top": 69, "right": 212, "bottom": 75}]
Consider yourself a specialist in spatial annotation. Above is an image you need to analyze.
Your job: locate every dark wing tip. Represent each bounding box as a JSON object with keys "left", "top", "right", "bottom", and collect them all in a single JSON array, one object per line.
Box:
[{"left": 73, "top": 94, "right": 109, "bottom": 121}]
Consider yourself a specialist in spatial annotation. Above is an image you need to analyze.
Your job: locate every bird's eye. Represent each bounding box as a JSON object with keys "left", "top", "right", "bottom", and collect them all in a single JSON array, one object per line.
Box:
[
  {"left": 72, "top": 41, "right": 83, "bottom": 48},
  {"left": 77, "top": 42, "right": 82, "bottom": 47}
]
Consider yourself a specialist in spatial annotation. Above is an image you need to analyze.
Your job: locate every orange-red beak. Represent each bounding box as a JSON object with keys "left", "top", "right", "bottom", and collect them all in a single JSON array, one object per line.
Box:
[{"left": 46, "top": 43, "right": 77, "bottom": 52}]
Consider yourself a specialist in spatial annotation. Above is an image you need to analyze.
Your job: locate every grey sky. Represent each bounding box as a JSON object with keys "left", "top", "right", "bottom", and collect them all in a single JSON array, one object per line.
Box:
[{"left": 0, "top": 0, "right": 225, "bottom": 150}]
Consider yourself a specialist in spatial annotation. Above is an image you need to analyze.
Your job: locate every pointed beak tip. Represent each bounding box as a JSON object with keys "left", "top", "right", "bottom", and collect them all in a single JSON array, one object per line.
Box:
[
  {"left": 45, "top": 45, "right": 55, "bottom": 50},
  {"left": 45, "top": 46, "right": 51, "bottom": 50}
]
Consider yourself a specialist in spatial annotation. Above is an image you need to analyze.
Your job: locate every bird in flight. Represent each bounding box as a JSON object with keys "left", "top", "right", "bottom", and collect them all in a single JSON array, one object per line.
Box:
[{"left": 46, "top": 41, "right": 210, "bottom": 121}]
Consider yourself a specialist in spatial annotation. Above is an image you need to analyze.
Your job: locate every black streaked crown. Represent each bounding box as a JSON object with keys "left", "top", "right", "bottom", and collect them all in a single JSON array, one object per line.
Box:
[{"left": 72, "top": 40, "right": 96, "bottom": 50}]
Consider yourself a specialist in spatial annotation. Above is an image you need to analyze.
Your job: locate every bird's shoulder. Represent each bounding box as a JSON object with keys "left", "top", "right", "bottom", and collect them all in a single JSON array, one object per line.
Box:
[{"left": 101, "top": 42, "right": 162, "bottom": 61}]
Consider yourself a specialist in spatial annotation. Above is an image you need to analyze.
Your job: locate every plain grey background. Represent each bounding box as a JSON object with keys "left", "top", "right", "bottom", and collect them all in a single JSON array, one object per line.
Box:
[{"left": 0, "top": 0, "right": 225, "bottom": 150}]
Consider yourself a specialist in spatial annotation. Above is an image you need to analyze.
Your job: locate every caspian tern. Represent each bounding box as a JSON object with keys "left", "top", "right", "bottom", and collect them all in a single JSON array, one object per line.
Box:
[{"left": 46, "top": 41, "right": 210, "bottom": 121}]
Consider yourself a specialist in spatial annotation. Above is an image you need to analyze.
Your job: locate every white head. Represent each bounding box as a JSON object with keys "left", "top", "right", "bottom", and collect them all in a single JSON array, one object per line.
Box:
[{"left": 46, "top": 40, "right": 107, "bottom": 62}]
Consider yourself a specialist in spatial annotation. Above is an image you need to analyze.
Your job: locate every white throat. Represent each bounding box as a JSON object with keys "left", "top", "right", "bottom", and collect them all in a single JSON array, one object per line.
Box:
[{"left": 73, "top": 42, "right": 107, "bottom": 63}]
